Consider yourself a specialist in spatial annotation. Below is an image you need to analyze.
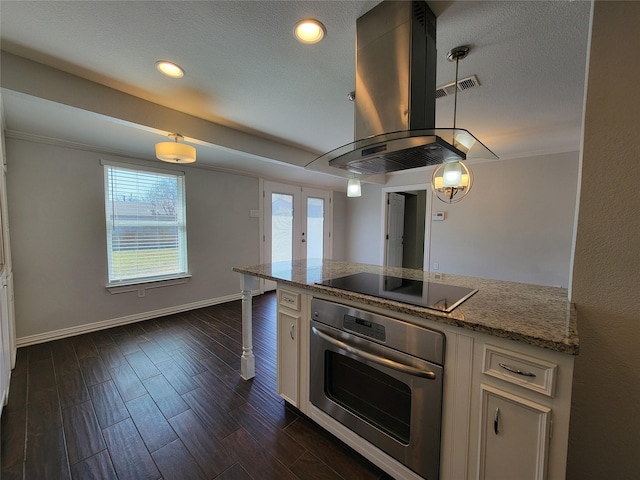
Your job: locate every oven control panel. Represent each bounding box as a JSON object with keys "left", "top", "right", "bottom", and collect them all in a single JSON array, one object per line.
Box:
[
  {"left": 311, "top": 298, "right": 445, "bottom": 365},
  {"left": 343, "top": 314, "right": 386, "bottom": 342}
]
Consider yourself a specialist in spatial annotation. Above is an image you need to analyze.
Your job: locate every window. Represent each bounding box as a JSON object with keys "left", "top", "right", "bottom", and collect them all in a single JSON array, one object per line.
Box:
[{"left": 103, "top": 162, "right": 187, "bottom": 285}]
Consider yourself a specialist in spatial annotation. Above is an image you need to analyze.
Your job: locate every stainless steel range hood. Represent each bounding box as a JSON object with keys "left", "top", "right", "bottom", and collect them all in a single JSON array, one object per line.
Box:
[{"left": 307, "top": 0, "right": 496, "bottom": 177}]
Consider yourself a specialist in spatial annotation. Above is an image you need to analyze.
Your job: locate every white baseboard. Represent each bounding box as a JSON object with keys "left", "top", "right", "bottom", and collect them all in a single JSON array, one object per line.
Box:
[{"left": 16, "top": 289, "right": 261, "bottom": 347}]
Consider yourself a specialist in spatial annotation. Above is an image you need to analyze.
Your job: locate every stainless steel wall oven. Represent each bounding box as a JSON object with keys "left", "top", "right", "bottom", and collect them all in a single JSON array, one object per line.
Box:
[{"left": 310, "top": 298, "right": 445, "bottom": 480}]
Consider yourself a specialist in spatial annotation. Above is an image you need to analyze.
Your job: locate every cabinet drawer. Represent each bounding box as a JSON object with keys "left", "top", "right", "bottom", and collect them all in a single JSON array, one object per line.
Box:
[
  {"left": 483, "top": 345, "right": 557, "bottom": 397},
  {"left": 278, "top": 288, "right": 301, "bottom": 311}
]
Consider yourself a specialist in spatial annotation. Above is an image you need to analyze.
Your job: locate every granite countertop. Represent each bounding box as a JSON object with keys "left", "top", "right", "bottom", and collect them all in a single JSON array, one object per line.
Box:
[{"left": 233, "top": 259, "right": 579, "bottom": 355}]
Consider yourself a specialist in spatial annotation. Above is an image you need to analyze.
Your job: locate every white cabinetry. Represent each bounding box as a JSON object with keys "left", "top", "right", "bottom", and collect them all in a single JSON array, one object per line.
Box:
[
  {"left": 276, "top": 288, "right": 302, "bottom": 406},
  {"left": 478, "top": 384, "right": 551, "bottom": 480},
  {"left": 470, "top": 342, "right": 573, "bottom": 480},
  {"left": 269, "top": 285, "right": 574, "bottom": 480}
]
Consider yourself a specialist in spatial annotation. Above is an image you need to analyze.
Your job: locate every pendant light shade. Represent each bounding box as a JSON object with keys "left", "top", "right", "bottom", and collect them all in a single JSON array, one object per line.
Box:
[
  {"left": 155, "top": 134, "right": 196, "bottom": 164},
  {"left": 347, "top": 177, "right": 362, "bottom": 197},
  {"left": 442, "top": 161, "right": 462, "bottom": 187}
]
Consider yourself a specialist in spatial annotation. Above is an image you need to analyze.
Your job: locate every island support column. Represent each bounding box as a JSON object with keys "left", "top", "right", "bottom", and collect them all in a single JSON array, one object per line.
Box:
[{"left": 240, "top": 274, "right": 255, "bottom": 380}]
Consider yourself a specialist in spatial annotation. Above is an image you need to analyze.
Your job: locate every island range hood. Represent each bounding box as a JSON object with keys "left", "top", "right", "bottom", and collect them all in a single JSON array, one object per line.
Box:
[{"left": 309, "top": 0, "right": 496, "bottom": 177}]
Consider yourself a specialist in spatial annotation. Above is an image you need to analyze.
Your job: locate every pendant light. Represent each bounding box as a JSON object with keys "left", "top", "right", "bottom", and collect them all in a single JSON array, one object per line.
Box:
[
  {"left": 155, "top": 133, "right": 196, "bottom": 164},
  {"left": 347, "top": 177, "right": 362, "bottom": 197},
  {"left": 432, "top": 46, "right": 474, "bottom": 204}
]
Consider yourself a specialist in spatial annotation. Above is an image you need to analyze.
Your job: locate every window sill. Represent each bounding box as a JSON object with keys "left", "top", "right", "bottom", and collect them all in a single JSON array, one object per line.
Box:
[{"left": 106, "top": 275, "right": 192, "bottom": 296}]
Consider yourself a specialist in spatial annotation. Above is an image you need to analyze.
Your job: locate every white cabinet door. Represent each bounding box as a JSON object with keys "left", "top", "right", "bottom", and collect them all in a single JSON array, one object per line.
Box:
[
  {"left": 277, "top": 309, "right": 300, "bottom": 406},
  {"left": 478, "top": 384, "right": 551, "bottom": 480}
]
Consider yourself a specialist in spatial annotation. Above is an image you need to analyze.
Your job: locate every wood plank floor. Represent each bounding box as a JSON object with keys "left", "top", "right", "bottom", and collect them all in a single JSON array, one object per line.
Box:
[{"left": 1, "top": 292, "right": 390, "bottom": 480}]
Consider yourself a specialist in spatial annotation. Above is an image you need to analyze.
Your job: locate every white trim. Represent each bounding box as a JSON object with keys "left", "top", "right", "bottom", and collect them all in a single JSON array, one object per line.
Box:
[
  {"left": 16, "top": 290, "right": 261, "bottom": 347},
  {"left": 441, "top": 329, "right": 474, "bottom": 480},
  {"left": 106, "top": 275, "right": 192, "bottom": 294},
  {"left": 100, "top": 158, "right": 185, "bottom": 176},
  {"left": 327, "top": 190, "right": 334, "bottom": 260},
  {"left": 258, "top": 178, "right": 265, "bottom": 294}
]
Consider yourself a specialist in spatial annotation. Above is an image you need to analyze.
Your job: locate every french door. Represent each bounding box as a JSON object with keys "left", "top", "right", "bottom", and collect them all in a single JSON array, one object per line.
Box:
[{"left": 263, "top": 181, "right": 331, "bottom": 290}]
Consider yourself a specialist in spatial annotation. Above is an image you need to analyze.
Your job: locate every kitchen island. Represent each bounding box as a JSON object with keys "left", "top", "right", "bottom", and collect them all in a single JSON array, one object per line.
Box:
[{"left": 233, "top": 260, "right": 579, "bottom": 480}]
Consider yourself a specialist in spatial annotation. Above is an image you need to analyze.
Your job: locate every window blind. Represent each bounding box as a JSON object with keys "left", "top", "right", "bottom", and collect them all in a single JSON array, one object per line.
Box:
[{"left": 104, "top": 164, "right": 187, "bottom": 284}]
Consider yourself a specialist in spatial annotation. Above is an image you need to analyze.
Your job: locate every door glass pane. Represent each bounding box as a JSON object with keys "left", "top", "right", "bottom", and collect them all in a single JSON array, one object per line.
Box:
[
  {"left": 306, "top": 197, "right": 324, "bottom": 260},
  {"left": 272, "top": 193, "right": 293, "bottom": 262}
]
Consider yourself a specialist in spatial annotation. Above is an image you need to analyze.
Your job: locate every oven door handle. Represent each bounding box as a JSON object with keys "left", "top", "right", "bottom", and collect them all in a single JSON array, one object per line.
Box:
[{"left": 311, "top": 326, "right": 437, "bottom": 379}]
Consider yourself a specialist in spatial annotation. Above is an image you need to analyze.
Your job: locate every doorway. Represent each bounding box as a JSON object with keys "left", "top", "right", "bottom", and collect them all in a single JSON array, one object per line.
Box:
[
  {"left": 382, "top": 185, "right": 430, "bottom": 270},
  {"left": 263, "top": 180, "right": 332, "bottom": 290}
]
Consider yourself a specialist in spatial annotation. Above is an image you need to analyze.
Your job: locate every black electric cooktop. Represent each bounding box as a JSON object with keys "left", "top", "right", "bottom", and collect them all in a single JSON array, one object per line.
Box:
[{"left": 318, "top": 272, "right": 478, "bottom": 313}]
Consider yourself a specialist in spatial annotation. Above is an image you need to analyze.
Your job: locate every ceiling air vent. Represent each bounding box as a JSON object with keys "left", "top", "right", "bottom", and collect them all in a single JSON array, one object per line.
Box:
[{"left": 436, "top": 75, "right": 480, "bottom": 99}]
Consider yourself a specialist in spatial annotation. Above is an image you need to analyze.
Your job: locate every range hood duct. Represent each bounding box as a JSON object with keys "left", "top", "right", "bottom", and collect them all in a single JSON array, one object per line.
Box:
[
  {"left": 311, "top": 0, "right": 496, "bottom": 176},
  {"left": 354, "top": 1, "right": 436, "bottom": 142}
]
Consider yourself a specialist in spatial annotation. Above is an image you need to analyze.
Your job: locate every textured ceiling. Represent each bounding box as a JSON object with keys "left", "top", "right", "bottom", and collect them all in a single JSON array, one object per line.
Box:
[{"left": 0, "top": 0, "right": 592, "bottom": 189}]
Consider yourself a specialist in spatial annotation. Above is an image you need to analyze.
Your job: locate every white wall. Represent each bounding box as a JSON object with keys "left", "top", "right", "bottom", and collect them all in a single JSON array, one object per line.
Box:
[
  {"left": 331, "top": 193, "right": 347, "bottom": 261},
  {"left": 344, "top": 151, "right": 579, "bottom": 287},
  {"left": 429, "top": 152, "right": 578, "bottom": 286},
  {"left": 6, "top": 137, "right": 260, "bottom": 341},
  {"left": 402, "top": 190, "right": 426, "bottom": 269},
  {"left": 567, "top": 2, "right": 640, "bottom": 478},
  {"left": 343, "top": 182, "right": 383, "bottom": 264}
]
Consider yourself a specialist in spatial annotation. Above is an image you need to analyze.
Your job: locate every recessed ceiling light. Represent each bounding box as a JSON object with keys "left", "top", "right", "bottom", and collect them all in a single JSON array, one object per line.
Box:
[
  {"left": 155, "top": 60, "right": 184, "bottom": 78},
  {"left": 294, "top": 19, "right": 326, "bottom": 44}
]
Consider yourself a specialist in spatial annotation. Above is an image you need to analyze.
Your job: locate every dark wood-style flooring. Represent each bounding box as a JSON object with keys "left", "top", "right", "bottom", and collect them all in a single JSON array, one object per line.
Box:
[{"left": 1, "top": 292, "right": 390, "bottom": 479}]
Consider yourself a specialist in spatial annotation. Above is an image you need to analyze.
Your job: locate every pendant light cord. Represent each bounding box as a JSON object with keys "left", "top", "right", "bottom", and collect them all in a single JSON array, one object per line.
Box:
[
  {"left": 447, "top": 46, "right": 469, "bottom": 132},
  {"left": 453, "top": 57, "right": 460, "bottom": 130}
]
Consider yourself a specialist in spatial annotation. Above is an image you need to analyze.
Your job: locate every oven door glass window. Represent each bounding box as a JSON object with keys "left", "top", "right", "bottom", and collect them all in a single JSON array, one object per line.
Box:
[{"left": 325, "top": 351, "right": 411, "bottom": 444}]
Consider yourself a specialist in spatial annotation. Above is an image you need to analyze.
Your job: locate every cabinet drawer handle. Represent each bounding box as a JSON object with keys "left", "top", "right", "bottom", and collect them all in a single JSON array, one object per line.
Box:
[
  {"left": 290, "top": 324, "right": 295, "bottom": 340},
  {"left": 283, "top": 297, "right": 294, "bottom": 303},
  {"left": 494, "top": 408, "right": 500, "bottom": 434},
  {"left": 499, "top": 362, "right": 536, "bottom": 377}
]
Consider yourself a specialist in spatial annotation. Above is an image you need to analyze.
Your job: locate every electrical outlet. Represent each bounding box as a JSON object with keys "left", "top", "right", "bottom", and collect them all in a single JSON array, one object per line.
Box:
[{"left": 433, "top": 262, "right": 439, "bottom": 271}]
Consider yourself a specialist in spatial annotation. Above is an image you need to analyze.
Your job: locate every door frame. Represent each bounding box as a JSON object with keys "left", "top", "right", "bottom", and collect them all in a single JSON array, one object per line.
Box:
[
  {"left": 380, "top": 183, "right": 431, "bottom": 271},
  {"left": 385, "top": 192, "right": 406, "bottom": 268}
]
